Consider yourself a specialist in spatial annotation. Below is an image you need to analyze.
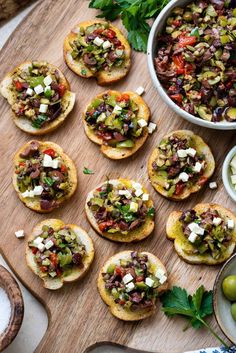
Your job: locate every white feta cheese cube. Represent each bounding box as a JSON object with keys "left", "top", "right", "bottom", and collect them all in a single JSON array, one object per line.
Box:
[
  {"left": 179, "top": 172, "right": 189, "bottom": 182},
  {"left": 110, "top": 180, "right": 121, "bottom": 187},
  {"left": 21, "top": 189, "right": 34, "bottom": 198},
  {"left": 43, "top": 75, "right": 52, "bottom": 86},
  {"left": 186, "top": 148, "right": 196, "bottom": 157},
  {"left": 93, "top": 36, "right": 104, "bottom": 46},
  {"left": 34, "top": 84, "right": 44, "bottom": 95},
  {"left": 118, "top": 190, "right": 132, "bottom": 199},
  {"left": 147, "top": 122, "right": 157, "bottom": 134},
  {"left": 135, "top": 188, "right": 143, "bottom": 197},
  {"left": 193, "top": 162, "right": 202, "bottom": 173},
  {"left": 155, "top": 268, "right": 166, "bottom": 279},
  {"left": 135, "top": 86, "right": 145, "bottom": 96},
  {"left": 39, "top": 104, "right": 48, "bottom": 113},
  {"left": 159, "top": 275, "right": 167, "bottom": 284},
  {"left": 227, "top": 219, "right": 235, "bottom": 229},
  {"left": 137, "top": 119, "right": 148, "bottom": 128},
  {"left": 188, "top": 232, "right": 198, "bottom": 243},
  {"left": 209, "top": 181, "right": 217, "bottom": 189},
  {"left": 132, "top": 182, "right": 142, "bottom": 190},
  {"left": 26, "top": 87, "right": 34, "bottom": 96},
  {"left": 45, "top": 240, "right": 54, "bottom": 250},
  {"left": 15, "top": 230, "right": 24, "bottom": 238},
  {"left": 103, "top": 40, "right": 112, "bottom": 50},
  {"left": 33, "top": 185, "right": 43, "bottom": 196},
  {"left": 42, "top": 153, "right": 53, "bottom": 167},
  {"left": 123, "top": 273, "right": 133, "bottom": 284},
  {"left": 37, "top": 243, "right": 45, "bottom": 252},
  {"left": 177, "top": 149, "right": 187, "bottom": 158},
  {"left": 145, "top": 277, "right": 155, "bottom": 287},
  {"left": 129, "top": 202, "right": 138, "bottom": 213},
  {"left": 113, "top": 104, "right": 122, "bottom": 115},
  {"left": 34, "top": 236, "right": 44, "bottom": 246},
  {"left": 126, "top": 282, "right": 135, "bottom": 292},
  {"left": 52, "top": 159, "right": 60, "bottom": 169},
  {"left": 213, "top": 217, "right": 222, "bottom": 226},
  {"left": 28, "top": 190, "right": 35, "bottom": 197},
  {"left": 231, "top": 175, "right": 236, "bottom": 185},
  {"left": 142, "top": 193, "right": 149, "bottom": 201},
  {"left": 188, "top": 222, "right": 204, "bottom": 235}
]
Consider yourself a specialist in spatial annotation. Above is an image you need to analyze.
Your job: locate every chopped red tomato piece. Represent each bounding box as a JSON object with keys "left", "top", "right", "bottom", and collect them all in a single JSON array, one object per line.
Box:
[
  {"left": 50, "top": 253, "right": 58, "bottom": 267},
  {"left": 136, "top": 276, "right": 144, "bottom": 282},
  {"left": 31, "top": 247, "right": 38, "bottom": 255},
  {"left": 170, "top": 94, "right": 183, "bottom": 104},
  {"left": 19, "top": 162, "right": 25, "bottom": 167},
  {"left": 185, "top": 63, "right": 194, "bottom": 74},
  {"left": 115, "top": 266, "right": 125, "bottom": 277},
  {"left": 104, "top": 29, "right": 116, "bottom": 39},
  {"left": 56, "top": 268, "right": 63, "bottom": 277},
  {"left": 116, "top": 93, "right": 130, "bottom": 102},
  {"left": 178, "top": 36, "right": 197, "bottom": 48},
  {"left": 61, "top": 164, "right": 67, "bottom": 173},
  {"left": 198, "top": 176, "right": 207, "bottom": 186},
  {"left": 94, "top": 28, "right": 103, "bottom": 35},
  {"left": 15, "top": 81, "right": 23, "bottom": 91},
  {"left": 98, "top": 220, "right": 114, "bottom": 232},
  {"left": 43, "top": 148, "right": 55, "bottom": 157},
  {"left": 118, "top": 299, "right": 126, "bottom": 305},
  {"left": 175, "top": 182, "right": 185, "bottom": 195},
  {"left": 58, "top": 84, "right": 66, "bottom": 97},
  {"left": 40, "top": 266, "right": 48, "bottom": 273},
  {"left": 173, "top": 20, "right": 182, "bottom": 27}
]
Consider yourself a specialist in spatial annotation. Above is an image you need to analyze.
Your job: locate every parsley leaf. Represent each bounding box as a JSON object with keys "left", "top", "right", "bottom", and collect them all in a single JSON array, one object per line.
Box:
[
  {"left": 88, "top": 0, "right": 171, "bottom": 52},
  {"left": 147, "top": 207, "right": 155, "bottom": 217},
  {"left": 83, "top": 167, "right": 94, "bottom": 175},
  {"left": 161, "top": 285, "right": 229, "bottom": 348}
]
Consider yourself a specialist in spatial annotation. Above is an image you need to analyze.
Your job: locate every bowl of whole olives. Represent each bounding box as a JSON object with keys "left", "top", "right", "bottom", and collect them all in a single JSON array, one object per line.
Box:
[{"left": 213, "top": 253, "right": 236, "bottom": 344}]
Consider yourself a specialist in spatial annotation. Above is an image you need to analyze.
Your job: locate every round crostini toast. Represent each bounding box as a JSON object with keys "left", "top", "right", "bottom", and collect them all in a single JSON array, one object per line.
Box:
[
  {"left": 98, "top": 251, "right": 168, "bottom": 321},
  {"left": 0, "top": 61, "right": 75, "bottom": 135},
  {"left": 148, "top": 130, "right": 215, "bottom": 200},
  {"left": 64, "top": 20, "right": 131, "bottom": 85},
  {"left": 85, "top": 179, "right": 155, "bottom": 242},
  {"left": 166, "top": 203, "right": 236, "bottom": 265},
  {"left": 26, "top": 219, "right": 94, "bottom": 290},
  {"left": 13, "top": 140, "right": 77, "bottom": 213},
  {"left": 83, "top": 90, "right": 150, "bottom": 159}
]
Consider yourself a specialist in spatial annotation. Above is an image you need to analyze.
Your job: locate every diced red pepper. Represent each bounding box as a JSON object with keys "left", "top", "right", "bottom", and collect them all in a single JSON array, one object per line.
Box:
[
  {"left": 170, "top": 94, "right": 183, "bottom": 104},
  {"left": 104, "top": 29, "right": 116, "bottom": 39},
  {"left": 43, "top": 148, "right": 55, "bottom": 158},
  {"left": 198, "top": 176, "right": 207, "bottom": 186},
  {"left": 31, "top": 247, "right": 38, "bottom": 255},
  {"left": 94, "top": 28, "right": 103, "bottom": 35},
  {"left": 116, "top": 93, "right": 130, "bottom": 102},
  {"left": 15, "top": 81, "right": 23, "bottom": 91},
  {"left": 19, "top": 162, "right": 25, "bottom": 167},
  {"left": 173, "top": 20, "right": 182, "bottom": 27},
  {"left": 115, "top": 266, "right": 125, "bottom": 277},
  {"left": 61, "top": 164, "right": 67, "bottom": 173},
  {"left": 176, "top": 68, "right": 185, "bottom": 75},
  {"left": 178, "top": 36, "right": 197, "bottom": 48},
  {"left": 50, "top": 253, "right": 58, "bottom": 267},
  {"left": 58, "top": 84, "right": 66, "bottom": 97},
  {"left": 175, "top": 182, "right": 185, "bottom": 195},
  {"left": 98, "top": 220, "right": 114, "bottom": 232},
  {"left": 40, "top": 266, "right": 48, "bottom": 273}
]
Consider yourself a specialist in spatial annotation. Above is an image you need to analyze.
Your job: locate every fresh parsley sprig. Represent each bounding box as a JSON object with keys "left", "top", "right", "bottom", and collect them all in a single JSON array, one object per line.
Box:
[
  {"left": 83, "top": 167, "right": 94, "bottom": 175},
  {"left": 89, "top": 0, "right": 170, "bottom": 52},
  {"left": 161, "top": 285, "right": 230, "bottom": 349}
]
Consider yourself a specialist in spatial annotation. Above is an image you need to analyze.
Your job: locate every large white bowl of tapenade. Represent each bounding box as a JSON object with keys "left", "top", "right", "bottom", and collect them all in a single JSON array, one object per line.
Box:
[{"left": 147, "top": 0, "right": 236, "bottom": 130}]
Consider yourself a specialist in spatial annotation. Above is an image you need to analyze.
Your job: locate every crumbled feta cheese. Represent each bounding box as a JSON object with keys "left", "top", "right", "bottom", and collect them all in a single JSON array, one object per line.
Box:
[
  {"left": 135, "top": 188, "right": 143, "bottom": 197},
  {"left": 34, "top": 84, "right": 44, "bottom": 95},
  {"left": 129, "top": 202, "right": 138, "bottom": 213},
  {"left": 15, "top": 230, "right": 24, "bottom": 238},
  {"left": 109, "top": 180, "right": 121, "bottom": 187},
  {"left": 147, "top": 122, "right": 157, "bottom": 134},
  {"left": 145, "top": 277, "right": 154, "bottom": 287},
  {"left": 43, "top": 75, "right": 52, "bottom": 86},
  {"left": 186, "top": 148, "right": 196, "bottom": 157},
  {"left": 123, "top": 273, "right": 133, "bottom": 284},
  {"left": 39, "top": 104, "right": 48, "bottom": 113},
  {"left": 227, "top": 219, "right": 235, "bottom": 229},
  {"left": 132, "top": 182, "right": 142, "bottom": 190},
  {"left": 188, "top": 232, "right": 198, "bottom": 243},
  {"left": 159, "top": 275, "right": 167, "bottom": 284},
  {"left": 34, "top": 237, "right": 44, "bottom": 246},
  {"left": 51, "top": 159, "right": 60, "bottom": 169},
  {"left": 26, "top": 88, "right": 34, "bottom": 96},
  {"left": 177, "top": 149, "right": 187, "bottom": 158},
  {"left": 42, "top": 153, "right": 53, "bottom": 167},
  {"left": 213, "top": 217, "right": 222, "bottom": 226},
  {"left": 137, "top": 119, "right": 148, "bottom": 128},
  {"left": 93, "top": 36, "right": 104, "bottom": 46},
  {"left": 231, "top": 175, "right": 236, "bottom": 185},
  {"left": 126, "top": 282, "right": 135, "bottom": 292},
  {"left": 179, "top": 172, "right": 189, "bottom": 182},
  {"left": 113, "top": 104, "right": 122, "bottom": 115},
  {"left": 103, "top": 40, "right": 112, "bottom": 50},
  {"left": 37, "top": 243, "right": 45, "bottom": 252},
  {"left": 155, "top": 268, "right": 166, "bottom": 279},
  {"left": 45, "top": 240, "right": 54, "bottom": 250},
  {"left": 209, "top": 182, "right": 217, "bottom": 189},
  {"left": 188, "top": 222, "right": 204, "bottom": 235},
  {"left": 135, "top": 86, "right": 145, "bottom": 96},
  {"left": 193, "top": 162, "right": 202, "bottom": 173},
  {"left": 142, "top": 193, "right": 149, "bottom": 201},
  {"left": 118, "top": 190, "right": 132, "bottom": 199},
  {"left": 33, "top": 185, "right": 43, "bottom": 196}
]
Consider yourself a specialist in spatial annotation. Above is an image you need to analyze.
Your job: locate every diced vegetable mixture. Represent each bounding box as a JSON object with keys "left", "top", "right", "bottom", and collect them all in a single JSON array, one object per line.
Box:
[
  {"left": 102, "top": 252, "right": 167, "bottom": 310},
  {"left": 155, "top": 0, "right": 236, "bottom": 122}
]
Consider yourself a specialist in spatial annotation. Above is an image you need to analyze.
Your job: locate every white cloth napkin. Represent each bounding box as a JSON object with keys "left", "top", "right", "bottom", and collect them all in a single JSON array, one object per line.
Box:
[{"left": 185, "top": 346, "right": 236, "bottom": 353}]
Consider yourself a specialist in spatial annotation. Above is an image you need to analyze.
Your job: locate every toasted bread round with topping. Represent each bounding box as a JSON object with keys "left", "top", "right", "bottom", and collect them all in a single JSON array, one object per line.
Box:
[
  {"left": 83, "top": 90, "right": 150, "bottom": 159},
  {"left": 148, "top": 130, "right": 215, "bottom": 201},
  {"left": 166, "top": 203, "right": 236, "bottom": 265},
  {"left": 0, "top": 61, "right": 75, "bottom": 135},
  {"left": 13, "top": 140, "right": 77, "bottom": 213},
  {"left": 85, "top": 179, "right": 154, "bottom": 242},
  {"left": 64, "top": 20, "right": 131, "bottom": 85},
  {"left": 98, "top": 251, "right": 168, "bottom": 321},
  {"left": 26, "top": 219, "right": 94, "bottom": 290}
]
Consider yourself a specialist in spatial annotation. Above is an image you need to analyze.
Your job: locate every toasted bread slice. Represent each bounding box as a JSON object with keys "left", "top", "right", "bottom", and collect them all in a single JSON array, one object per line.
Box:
[
  {"left": 98, "top": 251, "right": 168, "bottom": 321},
  {"left": 83, "top": 90, "right": 150, "bottom": 159},
  {"left": 26, "top": 219, "right": 94, "bottom": 289},
  {"left": 148, "top": 130, "right": 215, "bottom": 201},
  {"left": 64, "top": 20, "right": 131, "bottom": 85},
  {"left": 85, "top": 179, "right": 154, "bottom": 242},
  {"left": 13, "top": 140, "right": 77, "bottom": 213},
  {"left": 0, "top": 61, "right": 75, "bottom": 135},
  {"left": 166, "top": 203, "right": 236, "bottom": 265}
]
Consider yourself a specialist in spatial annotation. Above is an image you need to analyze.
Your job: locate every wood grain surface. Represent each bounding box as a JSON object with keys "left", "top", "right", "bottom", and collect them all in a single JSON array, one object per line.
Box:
[{"left": 0, "top": 1, "right": 235, "bottom": 352}]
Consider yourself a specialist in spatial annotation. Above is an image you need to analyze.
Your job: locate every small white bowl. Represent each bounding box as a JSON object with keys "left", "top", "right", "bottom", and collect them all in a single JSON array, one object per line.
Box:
[
  {"left": 222, "top": 146, "right": 236, "bottom": 203},
  {"left": 147, "top": 0, "right": 236, "bottom": 130}
]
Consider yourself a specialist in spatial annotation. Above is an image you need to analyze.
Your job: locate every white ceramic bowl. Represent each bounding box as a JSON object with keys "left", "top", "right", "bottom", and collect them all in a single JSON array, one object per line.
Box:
[
  {"left": 147, "top": 0, "right": 236, "bottom": 130},
  {"left": 222, "top": 146, "right": 236, "bottom": 203}
]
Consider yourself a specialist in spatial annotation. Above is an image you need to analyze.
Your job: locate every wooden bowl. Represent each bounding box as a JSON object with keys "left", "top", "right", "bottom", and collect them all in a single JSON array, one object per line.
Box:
[
  {"left": 213, "top": 253, "right": 236, "bottom": 345},
  {"left": 0, "top": 265, "right": 24, "bottom": 352}
]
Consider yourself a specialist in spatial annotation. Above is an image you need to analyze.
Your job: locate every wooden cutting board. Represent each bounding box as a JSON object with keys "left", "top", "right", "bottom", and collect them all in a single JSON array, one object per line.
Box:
[{"left": 0, "top": 1, "right": 235, "bottom": 352}]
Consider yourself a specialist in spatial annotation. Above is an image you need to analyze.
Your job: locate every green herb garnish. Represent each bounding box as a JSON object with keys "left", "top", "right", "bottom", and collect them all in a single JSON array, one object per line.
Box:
[
  {"left": 89, "top": 0, "right": 170, "bottom": 52},
  {"left": 32, "top": 114, "right": 48, "bottom": 128},
  {"left": 161, "top": 285, "right": 229, "bottom": 348},
  {"left": 44, "top": 177, "right": 54, "bottom": 186},
  {"left": 147, "top": 207, "right": 155, "bottom": 217},
  {"left": 81, "top": 69, "right": 87, "bottom": 75},
  {"left": 83, "top": 167, "right": 94, "bottom": 175}
]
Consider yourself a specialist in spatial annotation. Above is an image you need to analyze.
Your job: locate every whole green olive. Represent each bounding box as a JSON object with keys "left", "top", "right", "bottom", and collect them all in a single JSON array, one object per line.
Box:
[
  {"left": 222, "top": 275, "right": 236, "bottom": 301},
  {"left": 231, "top": 303, "right": 236, "bottom": 321}
]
